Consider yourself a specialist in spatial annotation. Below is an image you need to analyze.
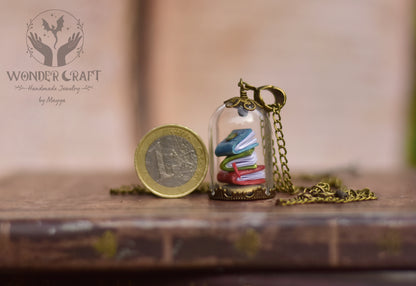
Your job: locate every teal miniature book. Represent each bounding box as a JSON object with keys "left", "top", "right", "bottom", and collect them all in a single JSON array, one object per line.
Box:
[{"left": 215, "top": 128, "right": 258, "bottom": 157}]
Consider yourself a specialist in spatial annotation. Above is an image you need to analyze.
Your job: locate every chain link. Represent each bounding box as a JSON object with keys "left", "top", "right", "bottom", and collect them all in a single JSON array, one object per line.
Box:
[
  {"left": 110, "top": 184, "right": 149, "bottom": 195},
  {"left": 268, "top": 103, "right": 377, "bottom": 205},
  {"left": 271, "top": 106, "right": 296, "bottom": 194},
  {"left": 261, "top": 117, "right": 283, "bottom": 191},
  {"left": 110, "top": 182, "right": 210, "bottom": 195},
  {"left": 275, "top": 182, "right": 377, "bottom": 206}
]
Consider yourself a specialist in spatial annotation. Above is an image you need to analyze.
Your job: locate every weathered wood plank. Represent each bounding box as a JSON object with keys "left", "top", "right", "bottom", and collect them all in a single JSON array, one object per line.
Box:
[{"left": 0, "top": 171, "right": 415, "bottom": 270}]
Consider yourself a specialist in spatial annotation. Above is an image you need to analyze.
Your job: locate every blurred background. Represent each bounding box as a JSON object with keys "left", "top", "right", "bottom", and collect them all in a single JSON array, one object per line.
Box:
[{"left": 0, "top": 0, "right": 414, "bottom": 179}]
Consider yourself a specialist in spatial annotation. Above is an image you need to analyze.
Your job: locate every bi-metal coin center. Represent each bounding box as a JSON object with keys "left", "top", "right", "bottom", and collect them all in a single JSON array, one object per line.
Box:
[{"left": 145, "top": 135, "right": 197, "bottom": 188}]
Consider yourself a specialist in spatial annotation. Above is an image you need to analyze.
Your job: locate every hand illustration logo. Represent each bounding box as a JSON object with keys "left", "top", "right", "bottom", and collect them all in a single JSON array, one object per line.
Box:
[
  {"left": 27, "top": 32, "right": 53, "bottom": 66},
  {"left": 57, "top": 32, "right": 83, "bottom": 67},
  {"left": 26, "top": 10, "right": 84, "bottom": 67}
]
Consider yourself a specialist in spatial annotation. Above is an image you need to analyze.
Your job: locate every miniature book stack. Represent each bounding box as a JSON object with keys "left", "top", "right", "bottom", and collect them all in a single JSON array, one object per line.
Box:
[{"left": 215, "top": 128, "right": 266, "bottom": 185}]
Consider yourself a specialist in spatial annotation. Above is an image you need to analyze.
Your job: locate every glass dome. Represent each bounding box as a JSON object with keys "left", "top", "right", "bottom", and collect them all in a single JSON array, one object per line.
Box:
[{"left": 208, "top": 82, "right": 275, "bottom": 201}]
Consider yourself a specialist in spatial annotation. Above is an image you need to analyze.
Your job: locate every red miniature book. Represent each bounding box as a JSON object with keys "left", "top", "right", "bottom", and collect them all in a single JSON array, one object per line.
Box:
[{"left": 217, "top": 165, "right": 266, "bottom": 185}]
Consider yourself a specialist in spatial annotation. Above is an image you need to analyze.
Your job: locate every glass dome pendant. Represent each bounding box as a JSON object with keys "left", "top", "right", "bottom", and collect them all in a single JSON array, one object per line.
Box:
[{"left": 208, "top": 79, "right": 289, "bottom": 201}]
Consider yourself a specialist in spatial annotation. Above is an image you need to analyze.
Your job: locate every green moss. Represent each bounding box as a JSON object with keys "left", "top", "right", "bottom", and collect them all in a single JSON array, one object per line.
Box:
[
  {"left": 407, "top": 8, "right": 416, "bottom": 166},
  {"left": 408, "top": 91, "right": 416, "bottom": 166},
  {"left": 234, "top": 228, "right": 260, "bottom": 258},
  {"left": 377, "top": 230, "right": 402, "bottom": 256},
  {"left": 93, "top": 230, "right": 117, "bottom": 258}
]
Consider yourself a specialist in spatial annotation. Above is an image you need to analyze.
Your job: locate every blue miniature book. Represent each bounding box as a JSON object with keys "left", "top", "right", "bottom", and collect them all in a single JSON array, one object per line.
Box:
[{"left": 215, "top": 128, "right": 259, "bottom": 157}]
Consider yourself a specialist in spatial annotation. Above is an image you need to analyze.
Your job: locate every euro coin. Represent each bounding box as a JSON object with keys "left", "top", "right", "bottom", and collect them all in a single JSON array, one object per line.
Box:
[{"left": 134, "top": 125, "right": 208, "bottom": 198}]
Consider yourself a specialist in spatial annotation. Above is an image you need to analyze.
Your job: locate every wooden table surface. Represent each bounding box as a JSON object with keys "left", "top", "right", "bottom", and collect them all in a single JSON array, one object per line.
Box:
[{"left": 0, "top": 171, "right": 415, "bottom": 273}]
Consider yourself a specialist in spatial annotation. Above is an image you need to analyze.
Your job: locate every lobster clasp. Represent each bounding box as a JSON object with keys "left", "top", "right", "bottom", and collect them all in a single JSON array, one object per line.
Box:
[{"left": 254, "top": 85, "right": 286, "bottom": 112}]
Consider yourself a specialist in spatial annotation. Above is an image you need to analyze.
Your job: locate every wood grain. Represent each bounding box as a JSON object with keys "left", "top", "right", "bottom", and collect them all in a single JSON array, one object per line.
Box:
[{"left": 0, "top": 171, "right": 415, "bottom": 270}]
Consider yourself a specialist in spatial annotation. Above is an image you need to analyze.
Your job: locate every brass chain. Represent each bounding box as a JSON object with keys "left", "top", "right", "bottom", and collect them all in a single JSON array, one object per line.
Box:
[
  {"left": 276, "top": 182, "right": 377, "bottom": 206},
  {"left": 271, "top": 106, "right": 296, "bottom": 194},
  {"left": 110, "top": 182, "right": 210, "bottom": 195},
  {"left": 267, "top": 104, "right": 377, "bottom": 206},
  {"left": 110, "top": 184, "right": 149, "bottom": 195}
]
